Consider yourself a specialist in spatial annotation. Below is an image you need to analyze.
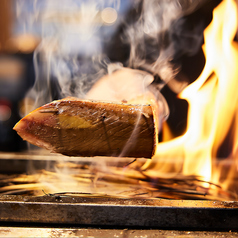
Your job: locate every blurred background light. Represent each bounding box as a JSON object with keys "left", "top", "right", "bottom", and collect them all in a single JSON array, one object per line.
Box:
[
  {"left": 0, "top": 103, "right": 11, "bottom": 122},
  {"left": 101, "top": 7, "right": 118, "bottom": 25}
]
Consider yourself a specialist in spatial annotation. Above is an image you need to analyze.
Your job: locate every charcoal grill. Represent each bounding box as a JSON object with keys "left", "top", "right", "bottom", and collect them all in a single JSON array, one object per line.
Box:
[{"left": 0, "top": 151, "right": 238, "bottom": 235}]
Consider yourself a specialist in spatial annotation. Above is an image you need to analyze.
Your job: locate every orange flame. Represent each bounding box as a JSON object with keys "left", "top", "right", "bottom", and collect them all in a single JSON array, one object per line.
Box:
[{"left": 143, "top": 0, "right": 238, "bottom": 192}]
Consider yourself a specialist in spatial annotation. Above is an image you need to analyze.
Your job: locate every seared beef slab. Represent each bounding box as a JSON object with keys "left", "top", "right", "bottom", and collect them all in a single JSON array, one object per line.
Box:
[{"left": 14, "top": 97, "right": 156, "bottom": 158}]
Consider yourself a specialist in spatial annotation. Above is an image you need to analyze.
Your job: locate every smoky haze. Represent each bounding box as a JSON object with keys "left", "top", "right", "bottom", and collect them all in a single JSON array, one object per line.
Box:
[{"left": 13, "top": 0, "right": 211, "bottom": 110}]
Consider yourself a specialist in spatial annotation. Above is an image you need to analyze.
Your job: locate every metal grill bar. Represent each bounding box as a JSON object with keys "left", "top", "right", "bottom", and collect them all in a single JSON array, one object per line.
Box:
[{"left": 0, "top": 195, "right": 238, "bottom": 230}]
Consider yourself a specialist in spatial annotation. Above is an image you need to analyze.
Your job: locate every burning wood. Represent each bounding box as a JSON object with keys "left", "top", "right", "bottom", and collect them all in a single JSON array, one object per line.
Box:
[{"left": 13, "top": 97, "right": 156, "bottom": 158}]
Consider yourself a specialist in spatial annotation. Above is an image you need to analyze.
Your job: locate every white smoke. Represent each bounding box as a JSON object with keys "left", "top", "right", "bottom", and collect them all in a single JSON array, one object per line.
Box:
[
  {"left": 123, "top": 0, "right": 207, "bottom": 92},
  {"left": 14, "top": 0, "right": 121, "bottom": 108},
  {"left": 13, "top": 0, "right": 206, "bottom": 109}
]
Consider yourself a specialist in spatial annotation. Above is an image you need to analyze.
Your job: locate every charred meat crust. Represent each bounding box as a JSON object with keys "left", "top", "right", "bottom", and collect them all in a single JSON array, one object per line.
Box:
[{"left": 14, "top": 97, "right": 156, "bottom": 158}]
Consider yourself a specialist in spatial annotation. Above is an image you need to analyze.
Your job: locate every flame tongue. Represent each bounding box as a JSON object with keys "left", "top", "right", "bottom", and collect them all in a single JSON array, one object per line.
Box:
[
  {"left": 144, "top": 0, "right": 238, "bottom": 190},
  {"left": 181, "top": 0, "right": 238, "bottom": 180}
]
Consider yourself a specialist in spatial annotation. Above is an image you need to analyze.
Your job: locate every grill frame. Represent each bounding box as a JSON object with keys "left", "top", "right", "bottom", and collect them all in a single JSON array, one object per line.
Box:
[
  {"left": 0, "top": 152, "right": 238, "bottom": 230},
  {"left": 0, "top": 195, "right": 238, "bottom": 230}
]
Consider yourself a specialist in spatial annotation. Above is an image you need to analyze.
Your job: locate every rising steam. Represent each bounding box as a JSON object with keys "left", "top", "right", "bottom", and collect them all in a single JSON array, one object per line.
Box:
[
  {"left": 14, "top": 0, "right": 120, "bottom": 110},
  {"left": 125, "top": 0, "right": 207, "bottom": 86},
  {"left": 13, "top": 0, "right": 206, "bottom": 110}
]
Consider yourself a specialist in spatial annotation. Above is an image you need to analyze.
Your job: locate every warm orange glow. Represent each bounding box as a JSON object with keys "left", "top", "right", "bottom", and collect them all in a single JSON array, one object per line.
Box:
[
  {"left": 143, "top": 0, "right": 238, "bottom": 192},
  {"left": 20, "top": 0, "right": 238, "bottom": 199}
]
